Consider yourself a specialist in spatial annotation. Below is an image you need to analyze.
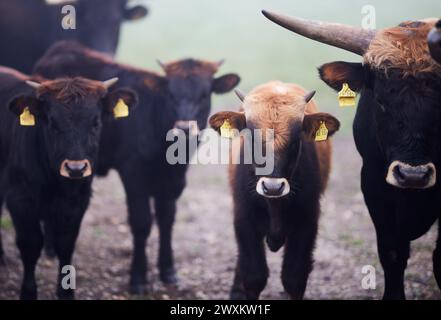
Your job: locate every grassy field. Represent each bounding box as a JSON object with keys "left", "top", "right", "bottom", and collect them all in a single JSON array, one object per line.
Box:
[{"left": 117, "top": 0, "right": 440, "bottom": 133}]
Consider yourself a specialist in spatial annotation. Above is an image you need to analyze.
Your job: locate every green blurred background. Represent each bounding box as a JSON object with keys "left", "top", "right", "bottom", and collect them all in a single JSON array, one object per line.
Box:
[{"left": 117, "top": 0, "right": 440, "bottom": 134}]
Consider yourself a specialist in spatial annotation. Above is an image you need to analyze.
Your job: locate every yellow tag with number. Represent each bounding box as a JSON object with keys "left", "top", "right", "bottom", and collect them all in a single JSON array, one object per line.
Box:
[
  {"left": 19, "top": 107, "right": 35, "bottom": 126},
  {"left": 315, "top": 121, "right": 328, "bottom": 142},
  {"left": 338, "top": 83, "right": 356, "bottom": 107},
  {"left": 220, "top": 119, "right": 236, "bottom": 138},
  {"left": 113, "top": 99, "right": 129, "bottom": 119}
]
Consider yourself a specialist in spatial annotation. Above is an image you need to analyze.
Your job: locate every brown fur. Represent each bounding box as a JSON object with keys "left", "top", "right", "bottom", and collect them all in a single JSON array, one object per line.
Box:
[
  {"left": 162, "top": 59, "right": 221, "bottom": 76},
  {"left": 365, "top": 20, "right": 441, "bottom": 76},
  {"left": 37, "top": 77, "right": 107, "bottom": 104}
]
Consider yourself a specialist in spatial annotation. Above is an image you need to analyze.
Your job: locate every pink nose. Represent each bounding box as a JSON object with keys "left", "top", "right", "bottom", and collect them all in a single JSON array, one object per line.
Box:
[{"left": 60, "top": 159, "right": 92, "bottom": 179}]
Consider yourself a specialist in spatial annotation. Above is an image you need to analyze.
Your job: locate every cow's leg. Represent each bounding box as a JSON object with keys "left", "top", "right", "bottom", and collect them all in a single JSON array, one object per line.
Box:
[
  {"left": 155, "top": 197, "right": 178, "bottom": 284},
  {"left": 361, "top": 164, "right": 408, "bottom": 300},
  {"left": 230, "top": 217, "right": 268, "bottom": 300},
  {"left": 433, "top": 219, "right": 441, "bottom": 290},
  {"left": 8, "top": 202, "right": 43, "bottom": 300},
  {"left": 0, "top": 195, "right": 4, "bottom": 265},
  {"left": 281, "top": 219, "right": 318, "bottom": 300},
  {"left": 120, "top": 169, "right": 152, "bottom": 295},
  {"left": 43, "top": 221, "right": 56, "bottom": 259},
  {"left": 53, "top": 219, "right": 83, "bottom": 300}
]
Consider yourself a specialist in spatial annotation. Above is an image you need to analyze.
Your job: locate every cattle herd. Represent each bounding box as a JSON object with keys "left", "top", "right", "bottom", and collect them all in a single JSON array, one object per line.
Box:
[{"left": 0, "top": 1, "right": 440, "bottom": 301}]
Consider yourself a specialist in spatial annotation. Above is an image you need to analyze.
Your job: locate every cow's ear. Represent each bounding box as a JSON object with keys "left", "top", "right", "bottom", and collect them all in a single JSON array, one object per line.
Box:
[
  {"left": 9, "top": 95, "right": 41, "bottom": 117},
  {"left": 318, "top": 62, "right": 365, "bottom": 92},
  {"left": 303, "top": 112, "right": 340, "bottom": 140},
  {"left": 212, "top": 74, "right": 241, "bottom": 94},
  {"left": 124, "top": 5, "right": 148, "bottom": 21},
  {"left": 209, "top": 111, "right": 246, "bottom": 135},
  {"left": 103, "top": 88, "right": 138, "bottom": 119}
]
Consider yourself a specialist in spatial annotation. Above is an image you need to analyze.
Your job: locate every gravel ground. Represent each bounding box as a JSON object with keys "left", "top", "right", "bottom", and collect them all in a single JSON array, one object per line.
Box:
[{"left": 0, "top": 136, "right": 440, "bottom": 300}]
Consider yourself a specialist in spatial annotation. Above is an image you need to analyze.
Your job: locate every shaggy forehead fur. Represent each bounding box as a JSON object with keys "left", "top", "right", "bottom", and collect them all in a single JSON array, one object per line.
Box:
[
  {"left": 243, "top": 81, "right": 317, "bottom": 151},
  {"left": 364, "top": 19, "right": 441, "bottom": 76},
  {"left": 37, "top": 77, "right": 107, "bottom": 105},
  {"left": 162, "top": 59, "right": 220, "bottom": 76}
]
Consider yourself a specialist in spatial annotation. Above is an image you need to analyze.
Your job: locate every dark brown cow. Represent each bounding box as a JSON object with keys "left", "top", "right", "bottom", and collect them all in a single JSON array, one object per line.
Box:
[{"left": 210, "top": 81, "right": 340, "bottom": 299}]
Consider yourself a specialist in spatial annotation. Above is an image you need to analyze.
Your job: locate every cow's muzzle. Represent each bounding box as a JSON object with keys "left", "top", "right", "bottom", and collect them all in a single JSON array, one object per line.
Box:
[
  {"left": 60, "top": 159, "right": 92, "bottom": 179},
  {"left": 386, "top": 161, "right": 436, "bottom": 189},
  {"left": 173, "top": 120, "right": 199, "bottom": 136},
  {"left": 256, "top": 177, "right": 290, "bottom": 198}
]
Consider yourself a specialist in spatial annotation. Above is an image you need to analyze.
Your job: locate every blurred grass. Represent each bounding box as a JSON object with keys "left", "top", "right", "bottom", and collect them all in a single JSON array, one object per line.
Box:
[{"left": 117, "top": 0, "right": 440, "bottom": 134}]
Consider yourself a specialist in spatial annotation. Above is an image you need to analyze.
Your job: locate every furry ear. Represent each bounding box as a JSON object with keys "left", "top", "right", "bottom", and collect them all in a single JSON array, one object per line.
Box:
[
  {"left": 209, "top": 111, "right": 246, "bottom": 134},
  {"left": 303, "top": 112, "right": 340, "bottom": 140},
  {"left": 318, "top": 62, "right": 365, "bottom": 92},
  {"left": 212, "top": 74, "right": 241, "bottom": 94},
  {"left": 103, "top": 88, "right": 138, "bottom": 119},
  {"left": 9, "top": 95, "right": 40, "bottom": 116}
]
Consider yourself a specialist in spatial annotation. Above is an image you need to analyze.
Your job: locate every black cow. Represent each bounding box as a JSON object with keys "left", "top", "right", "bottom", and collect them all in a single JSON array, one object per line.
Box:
[
  {"left": 429, "top": 19, "right": 441, "bottom": 64},
  {"left": 0, "top": 0, "right": 148, "bottom": 73},
  {"left": 0, "top": 66, "right": 137, "bottom": 299},
  {"left": 262, "top": 11, "right": 441, "bottom": 299},
  {"left": 33, "top": 41, "right": 240, "bottom": 294}
]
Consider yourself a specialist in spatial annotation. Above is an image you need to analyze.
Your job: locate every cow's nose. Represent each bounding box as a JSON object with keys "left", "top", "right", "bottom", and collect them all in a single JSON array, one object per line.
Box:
[
  {"left": 60, "top": 159, "right": 92, "bottom": 179},
  {"left": 256, "top": 178, "right": 290, "bottom": 198},
  {"left": 386, "top": 161, "right": 436, "bottom": 189}
]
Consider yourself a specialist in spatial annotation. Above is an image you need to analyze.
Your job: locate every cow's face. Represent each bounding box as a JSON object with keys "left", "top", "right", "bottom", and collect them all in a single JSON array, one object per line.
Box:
[
  {"left": 76, "top": 0, "right": 148, "bottom": 54},
  {"left": 210, "top": 82, "right": 340, "bottom": 198},
  {"left": 319, "top": 60, "right": 441, "bottom": 189},
  {"left": 160, "top": 59, "right": 240, "bottom": 135},
  {"left": 9, "top": 78, "right": 137, "bottom": 179}
]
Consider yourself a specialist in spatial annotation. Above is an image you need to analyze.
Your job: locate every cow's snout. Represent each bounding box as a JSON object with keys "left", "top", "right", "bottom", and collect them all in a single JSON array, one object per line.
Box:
[
  {"left": 256, "top": 177, "right": 290, "bottom": 198},
  {"left": 386, "top": 161, "right": 436, "bottom": 189},
  {"left": 60, "top": 159, "right": 92, "bottom": 179},
  {"left": 173, "top": 121, "right": 199, "bottom": 135}
]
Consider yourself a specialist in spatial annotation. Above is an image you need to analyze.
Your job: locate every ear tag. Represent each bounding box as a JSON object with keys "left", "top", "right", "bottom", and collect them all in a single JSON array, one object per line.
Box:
[
  {"left": 220, "top": 119, "right": 236, "bottom": 138},
  {"left": 338, "top": 83, "right": 356, "bottom": 107},
  {"left": 19, "top": 107, "right": 36, "bottom": 126},
  {"left": 315, "top": 121, "right": 328, "bottom": 142},
  {"left": 113, "top": 99, "right": 129, "bottom": 119}
]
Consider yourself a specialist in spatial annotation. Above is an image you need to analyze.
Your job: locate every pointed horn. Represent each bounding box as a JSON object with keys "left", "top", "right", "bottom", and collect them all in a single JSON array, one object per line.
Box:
[
  {"left": 26, "top": 80, "right": 41, "bottom": 89},
  {"left": 304, "top": 90, "right": 316, "bottom": 103},
  {"left": 234, "top": 89, "right": 246, "bottom": 102},
  {"left": 103, "top": 77, "right": 119, "bottom": 89},
  {"left": 157, "top": 59, "right": 167, "bottom": 71},
  {"left": 261, "top": 10, "right": 376, "bottom": 56},
  {"left": 428, "top": 20, "right": 441, "bottom": 64},
  {"left": 216, "top": 59, "right": 225, "bottom": 68}
]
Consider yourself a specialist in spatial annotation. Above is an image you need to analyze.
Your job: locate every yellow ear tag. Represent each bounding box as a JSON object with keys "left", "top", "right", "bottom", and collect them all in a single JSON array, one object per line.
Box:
[
  {"left": 315, "top": 121, "right": 329, "bottom": 142},
  {"left": 19, "top": 107, "right": 35, "bottom": 126},
  {"left": 113, "top": 99, "right": 129, "bottom": 119},
  {"left": 220, "top": 119, "right": 236, "bottom": 138},
  {"left": 338, "top": 83, "right": 356, "bottom": 107}
]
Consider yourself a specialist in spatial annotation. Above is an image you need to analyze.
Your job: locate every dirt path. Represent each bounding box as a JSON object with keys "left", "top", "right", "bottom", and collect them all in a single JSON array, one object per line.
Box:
[{"left": 0, "top": 137, "right": 440, "bottom": 300}]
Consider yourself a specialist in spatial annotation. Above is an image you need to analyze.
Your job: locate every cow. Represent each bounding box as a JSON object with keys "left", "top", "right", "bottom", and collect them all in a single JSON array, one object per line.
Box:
[
  {"left": 428, "top": 19, "right": 441, "bottom": 64},
  {"left": 0, "top": 66, "right": 138, "bottom": 299},
  {"left": 209, "top": 81, "right": 340, "bottom": 299},
  {"left": 0, "top": 0, "right": 148, "bottom": 73},
  {"left": 33, "top": 41, "right": 241, "bottom": 294},
  {"left": 262, "top": 10, "right": 441, "bottom": 299}
]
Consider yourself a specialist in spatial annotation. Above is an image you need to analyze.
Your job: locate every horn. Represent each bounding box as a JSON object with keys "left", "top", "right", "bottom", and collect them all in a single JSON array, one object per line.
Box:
[
  {"left": 234, "top": 89, "right": 246, "bottom": 102},
  {"left": 428, "top": 20, "right": 441, "bottom": 64},
  {"left": 261, "top": 10, "right": 376, "bottom": 56},
  {"left": 216, "top": 59, "right": 225, "bottom": 68},
  {"left": 26, "top": 80, "right": 41, "bottom": 89},
  {"left": 103, "top": 77, "right": 119, "bottom": 89},
  {"left": 157, "top": 59, "right": 167, "bottom": 71},
  {"left": 304, "top": 90, "right": 316, "bottom": 103}
]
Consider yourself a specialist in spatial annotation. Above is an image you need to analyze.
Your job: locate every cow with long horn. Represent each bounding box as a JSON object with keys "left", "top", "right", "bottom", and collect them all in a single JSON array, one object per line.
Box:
[{"left": 263, "top": 10, "right": 441, "bottom": 299}]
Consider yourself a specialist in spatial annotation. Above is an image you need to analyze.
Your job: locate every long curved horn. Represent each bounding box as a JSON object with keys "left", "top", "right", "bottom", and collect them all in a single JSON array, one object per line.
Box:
[
  {"left": 26, "top": 81, "right": 42, "bottom": 89},
  {"left": 304, "top": 90, "right": 316, "bottom": 103},
  {"left": 261, "top": 10, "right": 376, "bottom": 56},
  {"left": 103, "top": 77, "right": 119, "bottom": 89},
  {"left": 234, "top": 89, "right": 246, "bottom": 102},
  {"left": 428, "top": 20, "right": 441, "bottom": 64}
]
